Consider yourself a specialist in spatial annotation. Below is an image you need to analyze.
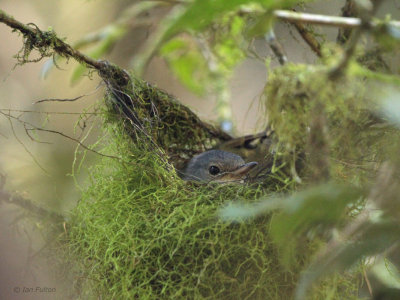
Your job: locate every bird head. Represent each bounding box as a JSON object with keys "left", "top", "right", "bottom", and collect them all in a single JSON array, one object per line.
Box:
[{"left": 182, "top": 150, "right": 258, "bottom": 183}]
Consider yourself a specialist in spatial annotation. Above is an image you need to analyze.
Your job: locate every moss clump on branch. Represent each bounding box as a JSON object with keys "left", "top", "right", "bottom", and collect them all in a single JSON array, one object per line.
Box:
[
  {"left": 264, "top": 63, "right": 400, "bottom": 183},
  {"left": 60, "top": 122, "right": 359, "bottom": 299},
  {"left": 14, "top": 24, "right": 59, "bottom": 64}
]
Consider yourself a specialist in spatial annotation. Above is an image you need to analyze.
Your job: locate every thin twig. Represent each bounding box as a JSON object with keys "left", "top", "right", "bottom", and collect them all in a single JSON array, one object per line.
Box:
[
  {"left": 0, "top": 108, "right": 101, "bottom": 115},
  {"left": 265, "top": 29, "right": 287, "bottom": 65},
  {"left": 34, "top": 82, "right": 103, "bottom": 104},
  {"left": 4, "top": 111, "right": 49, "bottom": 174},
  {"left": 34, "top": 95, "right": 89, "bottom": 104},
  {"left": 0, "top": 110, "right": 120, "bottom": 160},
  {"left": 363, "top": 267, "right": 373, "bottom": 297},
  {"left": 274, "top": 9, "right": 400, "bottom": 29}
]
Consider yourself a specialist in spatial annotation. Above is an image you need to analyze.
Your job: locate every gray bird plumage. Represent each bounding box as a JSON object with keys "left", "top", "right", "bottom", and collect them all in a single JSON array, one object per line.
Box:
[{"left": 182, "top": 150, "right": 258, "bottom": 183}]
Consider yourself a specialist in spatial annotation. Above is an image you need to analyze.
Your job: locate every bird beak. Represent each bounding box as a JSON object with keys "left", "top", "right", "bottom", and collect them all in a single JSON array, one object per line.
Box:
[{"left": 231, "top": 161, "right": 258, "bottom": 177}]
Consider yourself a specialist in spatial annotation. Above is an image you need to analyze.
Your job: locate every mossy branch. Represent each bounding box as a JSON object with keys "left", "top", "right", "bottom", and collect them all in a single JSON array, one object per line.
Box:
[
  {"left": 0, "top": 9, "right": 130, "bottom": 85},
  {"left": 0, "top": 8, "right": 232, "bottom": 155}
]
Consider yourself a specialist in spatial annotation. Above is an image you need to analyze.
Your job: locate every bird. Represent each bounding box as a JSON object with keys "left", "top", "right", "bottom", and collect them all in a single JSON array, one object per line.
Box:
[{"left": 182, "top": 150, "right": 258, "bottom": 183}]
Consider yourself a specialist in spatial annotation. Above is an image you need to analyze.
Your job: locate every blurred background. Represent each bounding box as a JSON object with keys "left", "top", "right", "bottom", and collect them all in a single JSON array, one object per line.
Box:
[{"left": 0, "top": 0, "right": 399, "bottom": 299}]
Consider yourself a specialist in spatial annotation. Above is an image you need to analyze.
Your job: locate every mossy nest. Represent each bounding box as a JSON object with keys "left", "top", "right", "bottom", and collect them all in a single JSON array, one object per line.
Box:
[{"left": 58, "top": 123, "right": 360, "bottom": 299}]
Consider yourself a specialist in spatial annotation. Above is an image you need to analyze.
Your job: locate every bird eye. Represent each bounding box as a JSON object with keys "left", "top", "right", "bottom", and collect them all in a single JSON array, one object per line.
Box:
[{"left": 208, "top": 165, "right": 220, "bottom": 175}]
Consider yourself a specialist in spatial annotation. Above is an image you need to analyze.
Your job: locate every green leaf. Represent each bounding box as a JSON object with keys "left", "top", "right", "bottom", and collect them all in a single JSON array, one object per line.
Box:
[
  {"left": 160, "top": 38, "right": 210, "bottom": 95},
  {"left": 159, "top": 12, "right": 247, "bottom": 95},
  {"left": 220, "top": 184, "right": 364, "bottom": 270},
  {"left": 164, "top": 0, "right": 259, "bottom": 40},
  {"left": 220, "top": 183, "right": 362, "bottom": 225},
  {"left": 270, "top": 184, "right": 363, "bottom": 243},
  {"left": 269, "top": 184, "right": 364, "bottom": 267},
  {"left": 219, "top": 197, "right": 283, "bottom": 221},
  {"left": 245, "top": 12, "right": 274, "bottom": 38},
  {"left": 371, "top": 257, "right": 400, "bottom": 289},
  {"left": 163, "top": 0, "right": 301, "bottom": 41}
]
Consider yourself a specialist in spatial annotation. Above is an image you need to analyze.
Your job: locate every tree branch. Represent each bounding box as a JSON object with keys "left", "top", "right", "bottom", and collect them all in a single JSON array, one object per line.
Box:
[
  {"left": 265, "top": 30, "right": 288, "bottom": 65},
  {"left": 289, "top": 19, "right": 322, "bottom": 57},
  {"left": 0, "top": 174, "right": 64, "bottom": 222},
  {"left": 0, "top": 9, "right": 130, "bottom": 86},
  {"left": 274, "top": 9, "right": 400, "bottom": 29}
]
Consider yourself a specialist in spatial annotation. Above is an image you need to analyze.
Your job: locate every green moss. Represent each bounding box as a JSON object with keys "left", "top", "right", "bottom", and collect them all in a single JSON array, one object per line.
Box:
[{"left": 11, "top": 21, "right": 64, "bottom": 66}]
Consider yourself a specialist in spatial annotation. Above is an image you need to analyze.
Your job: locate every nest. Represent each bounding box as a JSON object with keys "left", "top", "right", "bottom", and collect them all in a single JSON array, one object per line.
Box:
[{"left": 55, "top": 67, "right": 366, "bottom": 299}]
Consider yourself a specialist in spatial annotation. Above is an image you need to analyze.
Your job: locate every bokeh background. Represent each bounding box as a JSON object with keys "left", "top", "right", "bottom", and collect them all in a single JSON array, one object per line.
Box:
[{"left": 0, "top": 0, "right": 399, "bottom": 299}]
